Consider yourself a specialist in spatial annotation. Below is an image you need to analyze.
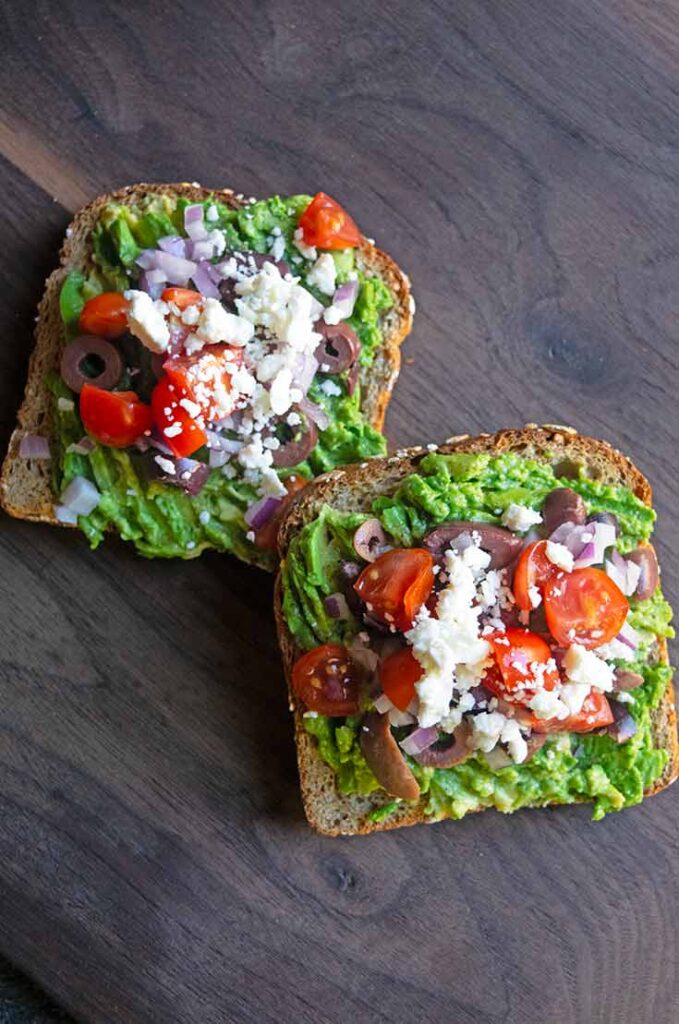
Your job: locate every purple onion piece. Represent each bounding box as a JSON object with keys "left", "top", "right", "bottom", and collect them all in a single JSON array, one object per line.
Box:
[
  {"left": 160, "top": 457, "right": 210, "bottom": 496},
  {"left": 400, "top": 726, "right": 439, "bottom": 757},
  {"left": 192, "top": 260, "right": 220, "bottom": 298},
  {"left": 324, "top": 593, "right": 351, "bottom": 620},
  {"left": 244, "top": 495, "right": 282, "bottom": 529},
  {"left": 19, "top": 434, "right": 50, "bottom": 459},
  {"left": 184, "top": 203, "right": 208, "bottom": 241},
  {"left": 158, "top": 235, "right": 187, "bottom": 258}
]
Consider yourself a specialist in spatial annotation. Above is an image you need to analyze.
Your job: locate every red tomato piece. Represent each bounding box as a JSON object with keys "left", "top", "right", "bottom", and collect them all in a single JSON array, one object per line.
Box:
[
  {"left": 354, "top": 548, "right": 435, "bottom": 632},
  {"left": 298, "top": 192, "right": 361, "bottom": 249},
  {"left": 379, "top": 646, "right": 423, "bottom": 712},
  {"left": 484, "top": 628, "right": 561, "bottom": 705},
  {"left": 528, "top": 690, "right": 614, "bottom": 735},
  {"left": 512, "top": 540, "right": 561, "bottom": 611},
  {"left": 79, "top": 382, "right": 153, "bottom": 448},
  {"left": 79, "top": 292, "right": 129, "bottom": 339},
  {"left": 151, "top": 376, "right": 207, "bottom": 458},
  {"left": 544, "top": 567, "right": 628, "bottom": 649},
  {"left": 161, "top": 287, "right": 203, "bottom": 311},
  {"left": 163, "top": 344, "right": 243, "bottom": 422},
  {"left": 291, "top": 643, "right": 361, "bottom": 716},
  {"left": 254, "top": 474, "right": 308, "bottom": 551}
]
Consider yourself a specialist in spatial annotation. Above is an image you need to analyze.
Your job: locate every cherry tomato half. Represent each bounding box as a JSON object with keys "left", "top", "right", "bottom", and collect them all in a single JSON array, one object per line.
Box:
[
  {"left": 163, "top": 344, "right": 243, "bottom": 422},
  {"left": 78, "top": 292, "right": 129, "bottom": 339},
  {"left": 354, "top": 548, "right": 435, "bottom": 632},
  {"left": 298, "top": 192, "right": 361, "bottom": 249},
  {"left": 161, "top": 287, "right": 203, "bottom": 311},
  {"left": 484, "top": 628, "right": 561, "bottom": 706},
  {"left": 379, "top": 646, "right": 423, "bottom": 712},
  {"left": 291, "top": 643, "right": 361, "bottom": 716},
  {"left": 544, "top": 567, "right": 628, "bottom": 649},
  {"left": 528, "top": 689, "right": 614, "bottom": 735},
  {"left": 254, "top": 474, "right": 308, "bottom": 551},
  {"left": 513, "top": 540, "right": 560, "bottom": 611},
  {"left": 151, "top": 376, "right": 207, "bottom": 458},
  {"left": 79, "top": 382, "right": 153, "bottom": 448}
]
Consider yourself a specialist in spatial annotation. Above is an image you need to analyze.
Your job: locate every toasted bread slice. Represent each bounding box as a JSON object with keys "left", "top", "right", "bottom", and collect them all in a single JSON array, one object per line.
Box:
[
  {"left": 0, "top": 183, "right": 413, "bottom": 568},
  {"left": 275, "top": 424, "right": 678, "bottom": 835}
]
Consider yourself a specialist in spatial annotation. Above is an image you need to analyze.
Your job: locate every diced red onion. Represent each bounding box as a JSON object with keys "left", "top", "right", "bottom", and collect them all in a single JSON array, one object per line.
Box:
[
  {"left": 136, "top": 250, "right": 197, "bottom": 286},
  {"left": 60, "top": 475, "right": 100, "bottom": 516},
  {"left": 605, "top": 549, "right": 641, "bottom": 596},
  {"left": 206, "top": 262, "right": 224, "bottom": 285},
  {"left": 208, "top": 449, "right": 229, "bottom": 469},
  {"left": 388, "top": 707, "right": 416, "bottom": 727},
  {"left": 298, "top": 397, "right": 329, "bottom": 431},
  {"left": 54, "top": 504, "right": 78, "bottom": 525},
  {"left": 291, "top": 351, "right": 319, "bottom": 396},
  {"left": 324, "top": 592, "right": 351, "bottom": 620},
  {"left": 400, "top": 726, "right": 438, "bottom": 756},
  {"left": 158, "top": 235, "right": 187, "bottom": 258},
  {"left": 329, "top": 280, "right": 359, "bottom": 320},
  {"left": 192, "top": 260, "right": 221, "bottom": 298},
  {"left": 184, "top": 204, "right": 208, "bottom": 241},
  {"left": 574, "top": 540, "right": 596, "bottom": 566},
  {"left": 550, "top": 521, "right": 616, "bottom": 567},
  {"left": 244, "top": 495, "right": 281, "bottom": 529},
  {"left": 66, "top": 436, "right": 96, "bottom": 455},
  {"left": 188, "top": 239, "right": 217, "bottom": 262},
  {"left": 617, "top": 619, "right": 641, "bottom": 650},
  {"left": 138, "top": 270, "right": 165, "bottom": 300},
  {"left": 19, "top": 434, "right": 50, "bottom": 459}
]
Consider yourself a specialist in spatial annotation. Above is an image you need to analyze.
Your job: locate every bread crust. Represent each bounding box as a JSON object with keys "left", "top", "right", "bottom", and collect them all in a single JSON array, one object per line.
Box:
[
  {"left": 0, "top": 183, "right": 413, "bottom": 569},
  {"left": 274, "top": 425, "right": 678, "bottom": 835}
]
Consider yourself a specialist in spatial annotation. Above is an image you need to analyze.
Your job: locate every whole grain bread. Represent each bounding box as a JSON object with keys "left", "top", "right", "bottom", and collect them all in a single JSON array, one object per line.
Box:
[
  {"left": 0, "top": 182, "right": 413, "bottom": 569},
  {"left": 274, "top": 424, "right": 678, "bottom": 835}
]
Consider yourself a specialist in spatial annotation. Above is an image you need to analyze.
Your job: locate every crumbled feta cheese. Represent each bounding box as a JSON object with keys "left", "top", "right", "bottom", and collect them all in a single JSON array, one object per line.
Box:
[
  {"left": 323, "top": 304, "right": 343, "bottom": 325},
  {"left": 470, "top": 712, "right": 507, "bottom": 752},
  {"left": 559, "top": 682, "right": 591, "bottom": 716},
  {"left": 154, "top": 455, "right": 176, "bottom": 475},
  {"left": 124, "top": 290, "right": 170, "bottom": 353},
  {"left": 57, "top": 397, "right": 74, "bottom": 412},
  {"left": 594, "top": 637, "right": 634, "bottom": 661},
  {"left": 306, "top": 253, "right": 336, "bottom": 295},
  {"left": 293, "top": 226, "right": 317, "bottom": 260},
  {"left": 181, "top": 303, "right": 201, "bottom": 326},
  {"left": 237, "top": 434, "right": 274, "bottom": 472},
  {"left": 500, "top": 718, "right": 528, "bottom": 763},
  {"left": 206, "top": 204, "right": 218, "bottom": 222},
  {"left": 179, "top": 397, "right": 202, "bottom": 419},
  {"left": 615, "top": 691, "right": 635, "bottom": 704},
  {"left": 528, "top": 687, "right": 569, "bottom": 721},
  {"left": 319, "top": 379, "right": 342, "bottom": 398},
  {"left": 259, "top": 466, "right": 287, "bottom": 499},
  {"left": 563, "top": 644, "right": 614, "bottom": 692},
  {"left": 406, "top": 548, "right": 491, "bottom": 728},
  {"left": 502, "top": 503, "right": 543, "bottom": 532},
  {"left": 198, "top": 510, "right": 210, "bottom": 525},
  {"left": 545, "top": 541, "right": 574, "bottom": 573},
  {"left": 195, "top": 297, "right": 254, "bottom": 347},
  {"left": 269, "top": 233, "right": 286, "bottom": 262},
  {"left": 245, "top": 530, "right": 255, "bottom": 542}
]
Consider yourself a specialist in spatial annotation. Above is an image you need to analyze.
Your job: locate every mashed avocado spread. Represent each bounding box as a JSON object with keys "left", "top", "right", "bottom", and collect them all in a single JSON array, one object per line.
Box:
[
  {"left": 281, "top": 451, "right": 675, "bottom": 822},
  {"left": 53, "top": 193, "right": 392, "bottom": 564}
]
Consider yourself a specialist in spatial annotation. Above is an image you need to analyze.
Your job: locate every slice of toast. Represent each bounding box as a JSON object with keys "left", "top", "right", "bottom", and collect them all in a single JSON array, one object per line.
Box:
[
  {"left": 274, "top": 424, "right": 678, "bottom": 835},
  {"left": 0, "top": 182, "right": 413, "bottom": 568}
]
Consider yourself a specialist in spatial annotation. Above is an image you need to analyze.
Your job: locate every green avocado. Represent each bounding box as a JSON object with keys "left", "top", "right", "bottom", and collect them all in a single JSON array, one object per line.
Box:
[
  {"left": 53, "top": 194, "right": 390, "bottom": 563},
  {"left": 280, "top": 451, "right": 674, "bottom": 822}
]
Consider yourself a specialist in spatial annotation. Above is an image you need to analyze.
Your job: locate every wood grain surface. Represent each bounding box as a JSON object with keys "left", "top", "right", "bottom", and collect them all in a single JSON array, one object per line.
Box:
[{"left": 1, "top": 2, "right": 678, "bottom": 1022}]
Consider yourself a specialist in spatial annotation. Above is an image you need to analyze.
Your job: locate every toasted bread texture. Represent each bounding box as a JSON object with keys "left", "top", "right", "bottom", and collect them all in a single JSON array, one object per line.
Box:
[
  {"left": 0, "top": 183, "right": 413, "bottom": 569},
  {"left": 275, "top": 425, "right": 678, "bottom": 835}
]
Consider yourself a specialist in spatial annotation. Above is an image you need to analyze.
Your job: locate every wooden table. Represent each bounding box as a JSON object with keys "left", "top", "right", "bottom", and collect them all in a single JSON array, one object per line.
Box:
[{"left": 1, "top": 2, "right": 678, "bottom": 1021}]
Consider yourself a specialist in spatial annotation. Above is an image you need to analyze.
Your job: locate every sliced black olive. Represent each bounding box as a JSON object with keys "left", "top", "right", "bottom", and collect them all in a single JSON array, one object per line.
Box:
[
  {"left": 359, "top": 711, "right": 420, "bottom": 801},
  {"left": 627, "top": 545, "right": 659, "bottom": 601},
  {"left": 270, "top": 415, "right": 318, "bottom": 468},
  {"left": 314, "top": 321, "right": 360, "bottom": 374},
  {"left": 60, "top": 336, "right": 123, "bottom": 393},
  {"left": 542, "top": 487, "right": 586, "bottom": 534},
  {"left": 412, "top": 720, "right": 472, "bottom": 769},
  {"left": 613, "top": 668, "right": 644, "bottom": 691},
  {"left": 422, "top": 521, "right": 522, "bottom": 569},
  {"left": 353, "top": 519, "right": 388, "bottom": 562}
]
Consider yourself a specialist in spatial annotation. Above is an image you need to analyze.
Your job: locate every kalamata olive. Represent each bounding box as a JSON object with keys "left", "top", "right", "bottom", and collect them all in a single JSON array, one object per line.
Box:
[
  {"left": 524, "top": 732, "right": 548, "bottom": 761},
  {"left": 359, "top": 711, "right": 420, "bottom": 801},
  {"left": 587, "top": 511, "right": 619, "bottom": 535},
  {"left": 627, "top": 544, "right": 659, "bottom": 601},
  {"left": 412, "top": 720, "right": 472, "bottom": 769},
  {"left": 271, "top": 417, "right": 318, "bottom": 468},
  {"left": 60, "top": 336, "right": 123, "bottom": 393},
  {"left": 314, "top": 321, "right": 360, "bottom": 374},
  {"left": 542, "top": 487, "right": 586, "bottom": 534},
  {"left": 218, "top": 252, "right": 291, "bottom": 307},
  {"left": 353, "top": 518, "right": 389, "bottom": 562},
  {"left": 422, "top": 521, "right": 523, "bottom": 569},
  {"left": 613, "top": 668, "right": 644, "bottom": 691}
]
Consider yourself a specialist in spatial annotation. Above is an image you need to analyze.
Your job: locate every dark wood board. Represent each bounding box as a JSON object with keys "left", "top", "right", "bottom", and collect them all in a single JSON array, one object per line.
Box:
[{"left": 1, "top": 1, "right": 678, "bottom": 1021}]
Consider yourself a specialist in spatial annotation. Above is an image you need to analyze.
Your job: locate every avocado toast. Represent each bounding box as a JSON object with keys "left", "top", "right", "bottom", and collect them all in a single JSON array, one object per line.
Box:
[
  {"left": 275, "top": 425, "right": 677, "bottom": 835},
  {"left": 1, "top": 183, "right": 412, "bottom": 569}
]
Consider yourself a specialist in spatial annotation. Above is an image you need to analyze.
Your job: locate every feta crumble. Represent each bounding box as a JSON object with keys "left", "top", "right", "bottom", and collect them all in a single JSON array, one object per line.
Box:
[{"left": 502, "top": 503, "right": 543, "bottom": 532}]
